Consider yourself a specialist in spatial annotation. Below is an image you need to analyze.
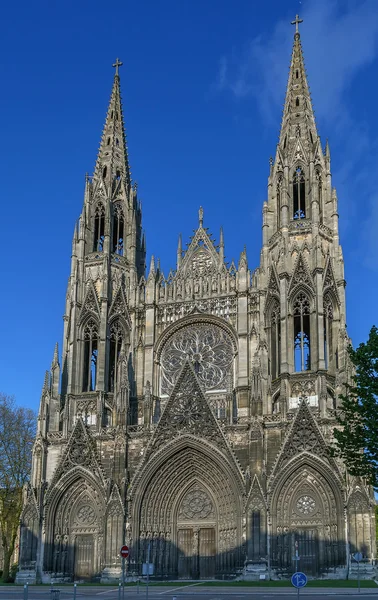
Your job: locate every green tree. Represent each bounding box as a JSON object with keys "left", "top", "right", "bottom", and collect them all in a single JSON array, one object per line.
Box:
[
  {"left": 333, "top": 326, "right": 378, "bottom": 488},
  {"left": 0, "top": 394, "right": 35, "bottom": 582}
]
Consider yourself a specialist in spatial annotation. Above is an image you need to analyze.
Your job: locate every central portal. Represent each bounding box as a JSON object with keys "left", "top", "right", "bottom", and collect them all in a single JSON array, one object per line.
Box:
[{"left": 177, "top": 527, "right": 216, "bottom": 579}]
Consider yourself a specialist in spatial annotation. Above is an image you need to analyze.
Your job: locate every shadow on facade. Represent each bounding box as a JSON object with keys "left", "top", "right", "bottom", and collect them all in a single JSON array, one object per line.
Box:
[{"left": 18, "top": 531, "right": 362, "bottom": 582}]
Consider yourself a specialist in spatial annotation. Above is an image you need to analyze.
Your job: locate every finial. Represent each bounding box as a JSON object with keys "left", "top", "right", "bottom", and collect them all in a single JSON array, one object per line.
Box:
[
  {"left": 291, "top": 14, "right": 303, "bottom": 35},
  {"left": 112, "top": 58, "right": 123, "bottom": 76},
  {"left": 199, "top": 206, "right": 204, "bottom": 227}
]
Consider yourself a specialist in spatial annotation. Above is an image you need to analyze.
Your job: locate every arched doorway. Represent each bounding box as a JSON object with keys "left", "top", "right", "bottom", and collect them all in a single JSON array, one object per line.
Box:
[
  {"left": 175, "top": 482, "right": 217, "bottom": 579},
  {"left": 131, "top": 441, "right": 243, "bottom": 579},
  {"left": 44, "top": 476, "right": 105, "bottom": 580},
  {"left": 270, "top": 462, "right": 345, "bottom": 576}
]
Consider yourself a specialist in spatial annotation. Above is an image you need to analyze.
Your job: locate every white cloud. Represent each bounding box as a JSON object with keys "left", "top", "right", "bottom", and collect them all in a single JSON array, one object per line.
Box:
[{"left": 215, "top": 0, "right": 378, "bottom": 270}]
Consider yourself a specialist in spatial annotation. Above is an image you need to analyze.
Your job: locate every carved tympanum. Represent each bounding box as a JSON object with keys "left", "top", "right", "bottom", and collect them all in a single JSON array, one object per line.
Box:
[
  {"left": 296, "top": 495, "right": 316, "bottom": 515},
  {"left": 179, "top": 487, "right": 214, "bottom": 520}
]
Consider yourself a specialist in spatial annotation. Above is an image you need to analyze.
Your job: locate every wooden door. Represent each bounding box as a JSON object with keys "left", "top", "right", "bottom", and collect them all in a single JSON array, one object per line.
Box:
[
  {"left": 74, "top": 534, "right": 93, "bottom": 579},
  {"left": 177, "top": 529, "right": 193, "bottom": 579},
  {"left": 199, "top": 528, "right": 215, "bottom": 579},
  {"left": 296, "top": 529, "right": 318, "bottom": 576}
]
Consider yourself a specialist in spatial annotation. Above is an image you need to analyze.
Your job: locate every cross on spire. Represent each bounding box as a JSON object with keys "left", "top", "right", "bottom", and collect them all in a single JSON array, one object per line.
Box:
[
  {"left": 291, "top": 14, "right": 303, "bottom": 34},
  {"left": 112, "top": 58, "right": 123, "bottom": 76}
]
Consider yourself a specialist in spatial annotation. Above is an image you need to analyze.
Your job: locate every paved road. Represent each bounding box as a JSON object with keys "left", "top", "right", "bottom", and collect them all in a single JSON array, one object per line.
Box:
[{"left": 1, "top": 585, "right": 378, "bottom": 600}]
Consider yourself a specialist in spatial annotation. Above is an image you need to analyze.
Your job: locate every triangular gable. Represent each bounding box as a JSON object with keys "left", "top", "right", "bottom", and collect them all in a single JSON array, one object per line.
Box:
[
  {"left": 109, "top": 285, "right": 131, "bottom": 327},
  {"left": 323, "top": 257, "right": 340, "bottom": 303},
  {"left": 22, "top": 483, "right": 39, "bottom": 520},
  {"left": 146, "top": 361, "right": 232, "bottom": 460},
  {"left": 106, "top": 483, "right": 124, "bottom": 516},
  {"left": 178, "top": 226, "right": 222, "bottom": 277},
  {"left": 289, "top": 135, "right": 308, "bottom": 166},
  {"left": 49, "top": 418, "right": 106, "bottom": 490},
  {"left": 288, "top": 253, "right": 314, "bottom": 294},
  {"left": 267, "top": 263, "right": 280, "bottom": 296},
  {"left": 246, "top": 474, "right": 267, "bottom": 510},
  {"left": 80, "top": 280, "right": 101, "bottom": 322},
  {"left": 269, "top": 400, "right": 339, "bottom": 481}
]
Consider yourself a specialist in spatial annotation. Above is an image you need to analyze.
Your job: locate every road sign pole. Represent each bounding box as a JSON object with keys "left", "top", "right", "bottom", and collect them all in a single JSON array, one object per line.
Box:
[
  {"left": 146, "top": 541, "right": 151, "bottom": 600},
  {"left": 358, "top": 559, "right": 360, "bottom": 594},
  {"left": 122, "top": 557, "right": 125, "bottom": 600}
]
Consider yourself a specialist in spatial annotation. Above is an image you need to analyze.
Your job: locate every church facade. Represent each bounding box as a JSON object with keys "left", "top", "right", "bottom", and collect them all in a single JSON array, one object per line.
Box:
[{"left": 18, "top": 22, "right": 376, "bottom": 583}]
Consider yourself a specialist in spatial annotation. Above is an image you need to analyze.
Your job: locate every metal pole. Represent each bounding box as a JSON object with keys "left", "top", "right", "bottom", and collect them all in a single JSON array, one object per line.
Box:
[
  {"left": 122, "top": 557, "right": 125, "bottom": 600},
  {"left": 23, "top": 584, "right": 27, "bottom": 600},
  {"left": 358, "top": 559, "right": 360, "bottom": 593},
  {"left": 146, "top": 541, "right": 151, "bottom": 600},
  {"left": 73, "top": 582, "right": 77, "bottom": 600},
  {"left": 118, "top": 581, "right": 121, "bottom": 600}
]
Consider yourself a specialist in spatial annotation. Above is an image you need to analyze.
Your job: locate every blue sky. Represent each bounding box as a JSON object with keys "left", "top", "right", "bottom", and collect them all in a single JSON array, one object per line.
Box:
[{"left": 1, "top": 0, "right": 378, "bottom": 412}]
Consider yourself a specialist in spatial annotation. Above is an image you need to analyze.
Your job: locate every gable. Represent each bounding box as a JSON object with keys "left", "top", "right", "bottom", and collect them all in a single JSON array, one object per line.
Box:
[
  {"left": 289, "top": 253, "right": 314, "bottom": 294},
  {"left": 49, "top": 418, "right": 106, "bottom": 490},
  {"left": 147, "top": 361, "right": 231, "bottom": 460},
  {"left": 80, "top": 281, "right": 101, "bottom": 322},
  {"left": 269, "top": 400, "right": 339, "bottom": 481}
]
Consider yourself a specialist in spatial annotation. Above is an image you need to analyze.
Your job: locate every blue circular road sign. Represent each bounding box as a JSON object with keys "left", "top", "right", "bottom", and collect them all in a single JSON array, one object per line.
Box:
[{"left": 291, "top": 572, "right": 308, "bottom": 588}]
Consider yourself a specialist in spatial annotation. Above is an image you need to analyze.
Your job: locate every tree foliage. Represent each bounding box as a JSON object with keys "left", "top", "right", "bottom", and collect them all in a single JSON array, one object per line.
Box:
[
  {"left": 333, "top": 326, "right": 378, "bottom": 489},
  {"left": 0, "top": 393, "right": 35, "bottom": 582}
]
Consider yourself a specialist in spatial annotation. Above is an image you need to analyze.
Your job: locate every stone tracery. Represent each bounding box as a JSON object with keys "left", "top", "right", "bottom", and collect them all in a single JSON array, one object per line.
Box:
[{"left": 160, "top": 323, "right": 234, "bottom": 395}]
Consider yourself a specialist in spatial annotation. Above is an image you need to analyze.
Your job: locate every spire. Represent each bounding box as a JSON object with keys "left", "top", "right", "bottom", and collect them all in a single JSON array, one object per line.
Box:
[
  {"left": 219, "top": 227, "right": 224, "bottom": 263},
  {"left": 52, "top": 342, "right": 59, "bottom": 367},
  {"left": 93, "top": 59, "right": 131, "bottom": 190},
  {"left": 177, "top": 233, "right": 182, "bottom": 269},
  {"left": 278, "top": 15, "right": 317, "bottom": 155}
]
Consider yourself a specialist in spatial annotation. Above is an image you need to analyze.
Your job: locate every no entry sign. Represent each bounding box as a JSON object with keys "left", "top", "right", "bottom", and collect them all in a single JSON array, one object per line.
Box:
[{"left": 120, "top": 545, "right": 129, "bottom": 558}]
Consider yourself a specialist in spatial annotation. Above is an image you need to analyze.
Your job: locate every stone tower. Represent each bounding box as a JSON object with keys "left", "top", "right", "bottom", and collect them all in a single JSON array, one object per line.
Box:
[{"left": 17, "top": 21, "right": 375, "bottom": 584}]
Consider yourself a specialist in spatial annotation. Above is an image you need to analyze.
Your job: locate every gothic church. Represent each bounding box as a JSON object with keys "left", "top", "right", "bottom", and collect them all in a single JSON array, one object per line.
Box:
[{"left": 18, "top": 20, "right": 376, "bottom": 583}]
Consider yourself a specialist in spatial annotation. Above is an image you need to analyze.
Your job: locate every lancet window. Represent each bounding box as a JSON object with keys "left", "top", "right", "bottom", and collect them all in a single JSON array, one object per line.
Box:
[
  {"left": 323, "top": 294, "right": 333, "bottom": 370},
  {"left": 293, "top": 292, "right": 311, "bottom": 372},
  {"left": 270, "top": 302, "right": 281, "bottom": 379},
  {"left": 93, "top": 203, "right": 105, "bottom": 252},
  {"left": 112, "top": 204, "right": 124, "bottom": 255},
  {"left": 83, "top": 319, "right": 98, "bottom": 392},
  {"left": 109, "top": 320, "right": 123, "bottom": 392},
  {"left": 316, "top": 170, "right": 323, "bottom": 221},
  {"left": 276, "top": 176, "right": 283, "bottom": 230},
  {"left": 293, "top": 167, "right": 306, "bottom": 219}
]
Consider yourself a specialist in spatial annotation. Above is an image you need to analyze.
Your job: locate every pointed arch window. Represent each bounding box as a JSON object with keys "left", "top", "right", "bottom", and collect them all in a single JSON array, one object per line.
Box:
[
  {"left": 316, "top": 170, "right": 323, "bottom": 221},
  {"left": 323, "top": 294, "right": 333, "bottom": 370},
  {"left": 109, "top": 320, "right": 123, "bottom": 392},
  {"left": 83, "top": 319, "right": 98, "bottom": 392},
  {"left": 112, "top": 204, "right": 124, "bottom": 255},
  {"left": 293, "top": 292, "right": 311, "bottom": 372},
  {"left": 276, "top": 176, "right": 283, "bottom": 230},
  {"left": 93, "top": 203, "right": 105, "bottom": 252},
  {"left": 293, "top": 167, "right": 306, "bottom": 219},
  {"left": 270, "top": 301, "right": 281, "bottom": 379}
]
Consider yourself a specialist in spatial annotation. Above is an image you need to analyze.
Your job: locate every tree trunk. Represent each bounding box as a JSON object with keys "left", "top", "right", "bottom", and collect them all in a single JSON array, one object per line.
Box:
[{"left": 1, "top": 547, "right": 11, "bottom": 582}]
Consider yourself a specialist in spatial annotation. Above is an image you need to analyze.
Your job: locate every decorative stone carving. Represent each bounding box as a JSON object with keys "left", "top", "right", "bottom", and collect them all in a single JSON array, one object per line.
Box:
[
  {"left": 160, "top": 323, "right": 233, "bottom": 395},
  {"left": 179, "top": 486, "right": 214, "bottom": 520},
  {"left": 77, "top": 505, "right": 96, "bottom": 525},
  {"left": 296, "top": 495, "right": 316, "bottom": 515}
]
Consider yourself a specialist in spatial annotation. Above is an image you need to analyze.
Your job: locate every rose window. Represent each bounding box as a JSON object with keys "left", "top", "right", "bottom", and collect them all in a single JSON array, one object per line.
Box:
[
  {"left": 296, "top": 495, "right": 316, "bottom": 515},
  {"left": 160, "top": 323, "right": 233, "bottom": 395},
  {"left": 179, "top": 488, "right": 213, "bottom": 520},
  {"left": 77, "top": 505, "right": 96, "bottom": 525}
]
